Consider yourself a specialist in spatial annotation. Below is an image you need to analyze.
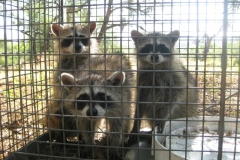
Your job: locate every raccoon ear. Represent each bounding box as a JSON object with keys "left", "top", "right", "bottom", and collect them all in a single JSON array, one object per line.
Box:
[
  {"left": 60, "top": 73, "right": 75, "bottom": 89},
  {"left": 131, "top": 30, "right": 143, "bottom": 43},
  {"left": 89, "top": 22, "right": 96, "bottom": 34},
  {"left": 107, "top": 71, "right": 126, "bottom": 86},
  {"left": 51, "top": 23, "right": 64, "bottom": 37},
  {"left": 167, "top": 30, "right": 180, "bottom": 43}
]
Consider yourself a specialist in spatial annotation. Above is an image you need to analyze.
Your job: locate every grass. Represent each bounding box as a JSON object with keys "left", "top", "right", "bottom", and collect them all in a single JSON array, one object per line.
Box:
[
  {"left": 0, "top": 55, "right": 54, "bottom": 159},
  {"left": 181, "top": 55, "right": 239, "bottom": 117}
]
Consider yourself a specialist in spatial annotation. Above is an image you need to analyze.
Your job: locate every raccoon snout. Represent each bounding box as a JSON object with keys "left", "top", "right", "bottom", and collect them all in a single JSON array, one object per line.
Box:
[
  {"left": 75, "top": 44, "right": 82, "bottom": 52},
  {"left": 150, "top": 55, "right": 159, "bottom": 61},
  {"left": 86, "top": 108, "right": 98, "bottom": 116}
]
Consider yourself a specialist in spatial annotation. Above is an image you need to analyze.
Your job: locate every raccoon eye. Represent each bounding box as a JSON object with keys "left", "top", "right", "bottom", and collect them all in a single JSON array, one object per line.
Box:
[
  {"left": 98, "top": 93, "right": 106, "bottom": 101},
  {"left": 77, "top": 94, "right": 89, "bottom": 100},
  {"left": 158, "top": 44, "right": 170, "bottom": 53},
  {"left": 61, "top": 36, "right": 74, "bottom": 47},
  {"left": 140, "top": 44, "right": 153, "bottom": 53},
  {"left": 79, "top": 35, "right": 89, "bottom": 46},
  {"left": 76, "top": 94, "right": 89, "bottom": 110},
  {"left": 97, "top": 93, "right": 113, "bottom": 109}
]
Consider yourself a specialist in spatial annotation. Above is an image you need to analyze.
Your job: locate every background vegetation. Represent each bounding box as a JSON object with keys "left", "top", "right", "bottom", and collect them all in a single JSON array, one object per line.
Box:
[{"left": 0, "top": 0, "right": 239, "bottom": 159}]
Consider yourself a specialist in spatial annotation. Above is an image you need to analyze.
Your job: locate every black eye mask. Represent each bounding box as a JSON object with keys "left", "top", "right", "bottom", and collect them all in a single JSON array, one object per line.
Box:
[
  {"left": 95, "top": 92, "right": 113, "bottom": 109},
  {"left": 61, "top": 36, "right": 74, "bottom": 48},
  {"left": 76, "top": 92, "right": 113, "bottom": 110},
  {"left": 139, "top": 43, "right": 170, "bottom": 54},
  {"left": 158, "top": 44, "right": 170, "bottom": 53},
  {"left": 76, "top": 94, "right": 90, "bottom": 110},
  {"left": 61, "top": 34, "right": 89, "bottom": 48}
]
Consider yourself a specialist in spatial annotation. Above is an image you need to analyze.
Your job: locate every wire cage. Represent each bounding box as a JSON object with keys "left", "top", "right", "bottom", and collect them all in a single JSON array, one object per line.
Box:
[{"left": 0, "top": 0, "right": 239, "bottom": 160}]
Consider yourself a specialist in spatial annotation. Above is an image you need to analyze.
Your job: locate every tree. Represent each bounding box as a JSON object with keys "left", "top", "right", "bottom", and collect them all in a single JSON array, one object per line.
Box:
[
  {"left": 201, "top": 26, "right": 224, "bottom": 61},
  {"left": 1, "top": 0, "right": 153, "bottom": 64},
  {"left": 192, "top": 0, "right": 240, "bottom": 61},
  {"left": 20, "top": 0, "right": 55, "bottom": 61}
]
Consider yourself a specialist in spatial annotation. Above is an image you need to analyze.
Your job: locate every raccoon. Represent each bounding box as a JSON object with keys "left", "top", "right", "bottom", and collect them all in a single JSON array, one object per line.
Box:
[
  {"left": 49, "top": 55, "right": 136, "bottom": 158},
  {"left": 45, "top": 22, "right": 101, "bottom": 141},
  {"left": 131, "top": 30, "right": 198, "bottom": 134},
  {"left": 46, "top": 103, "right": 80, "bottom": 141},
  {"left": 51, "top": 21, "right": 99, "bottom": 57},
  {"left": 50, "top": 21, "right": 101, "bottom": 83}
]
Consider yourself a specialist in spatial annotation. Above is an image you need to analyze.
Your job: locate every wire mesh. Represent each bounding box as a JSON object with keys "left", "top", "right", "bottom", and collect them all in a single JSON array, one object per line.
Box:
[{"left": 0, "top": 0, "right": 239, "bottom": 160}]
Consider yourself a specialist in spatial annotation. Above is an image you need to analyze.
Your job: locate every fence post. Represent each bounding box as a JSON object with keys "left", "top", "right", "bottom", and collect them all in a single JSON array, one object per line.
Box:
[
  {"left": 218, "top": 0, "right": 228, "bottom": 159},
  {"left": 59, "top": 0, "right": 67, "bottom": 24}
]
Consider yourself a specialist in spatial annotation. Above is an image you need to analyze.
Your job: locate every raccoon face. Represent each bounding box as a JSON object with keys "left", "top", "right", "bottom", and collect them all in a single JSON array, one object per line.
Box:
[
  {"left": 51, "top": 22, "right": 96, "bottom": 54},
  {"left": 60, "top": 72, "right": 125, "bottom": 119},
  {"left": 131, "top": 30, "right": 180, "bottom": 65}
]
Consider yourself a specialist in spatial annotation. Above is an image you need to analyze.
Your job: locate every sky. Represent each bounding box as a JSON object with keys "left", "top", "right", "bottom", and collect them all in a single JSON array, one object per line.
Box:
[
  {"left": 89, "top": 0, "right": 239, "bottom": 47},
  {"left": 0, "top": 0, "right": 239, "bottom": 46},
  {"left": 0, "top": 1, "right": 25, "bottom": 40}
]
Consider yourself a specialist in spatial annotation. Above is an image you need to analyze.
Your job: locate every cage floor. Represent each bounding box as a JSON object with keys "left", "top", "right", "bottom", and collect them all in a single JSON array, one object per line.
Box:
[
  {"left": 4, "top": 132, "right": 154, "bottom": 160},
  {"left": 125, "top": 140, "right": 154, "bottom": 160}
]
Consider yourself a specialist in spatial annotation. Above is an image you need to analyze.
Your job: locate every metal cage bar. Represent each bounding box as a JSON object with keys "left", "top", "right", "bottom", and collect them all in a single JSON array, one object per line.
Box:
[{"left": 0, "top": 1, "right": 239, "bottom": 160}]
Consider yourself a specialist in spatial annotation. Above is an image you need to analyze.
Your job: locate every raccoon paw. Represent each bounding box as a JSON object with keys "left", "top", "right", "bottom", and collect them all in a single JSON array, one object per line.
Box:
[
  {"left": 49, "top": 130, "right": 69, "bottom": 143},
  {"left": 128, "top": 132, "right": 140, "bottom": 145},
  {"left": 81, "top": 147, "right": 92, "bottom": 158},
  {"left": 92, "top": 146, "right": 123, "bottom": 160},
  {"left": 109, "top": 152, "right": 123, "bottom": 160},
  {"left": 123, "top": 138, "right": 130, "bottom": 147},
  {"left": 157, "top": 122, "right": 166, "bottom": 134}
]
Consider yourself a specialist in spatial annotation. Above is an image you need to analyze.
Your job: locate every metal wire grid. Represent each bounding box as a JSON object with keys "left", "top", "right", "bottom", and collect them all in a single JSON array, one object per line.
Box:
[
  {"left": 0, "top": 0, "right": 239, "bottom": 160},
  {"left": 0, "top": 0, "right": 55, "bottom": 159}
]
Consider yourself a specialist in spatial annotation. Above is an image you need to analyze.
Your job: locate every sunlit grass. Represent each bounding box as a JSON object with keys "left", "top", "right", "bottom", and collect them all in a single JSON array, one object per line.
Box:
[{"left": 0, "top": 56, "right": 54, "bottom": 159}]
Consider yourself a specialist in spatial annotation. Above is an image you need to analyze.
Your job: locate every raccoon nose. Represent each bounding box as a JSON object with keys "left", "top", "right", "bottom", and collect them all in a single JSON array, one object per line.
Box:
[
  {"left": 150, "top": 55, "right": 159, "bottom": 61},
  {"left": 75, "top": 44, "right": 82, "bottom": 51},
  {"left": 86, "top": 108, "right": 98, "bottom": 116}
]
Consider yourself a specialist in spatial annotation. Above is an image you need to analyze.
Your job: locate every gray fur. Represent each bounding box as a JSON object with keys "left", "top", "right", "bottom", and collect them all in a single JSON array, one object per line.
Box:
[
  {"left": 45, "top": 22, "right": 102, "bottom": 141},
  {"left": 131, "top": 30, "right": 198, "bottom": 134},
  {"left": 48, "top": 55, "right": 136, "bottom": 158},
  {"left": 51, "top": 22, "right": 101, "bottom": 89}
]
